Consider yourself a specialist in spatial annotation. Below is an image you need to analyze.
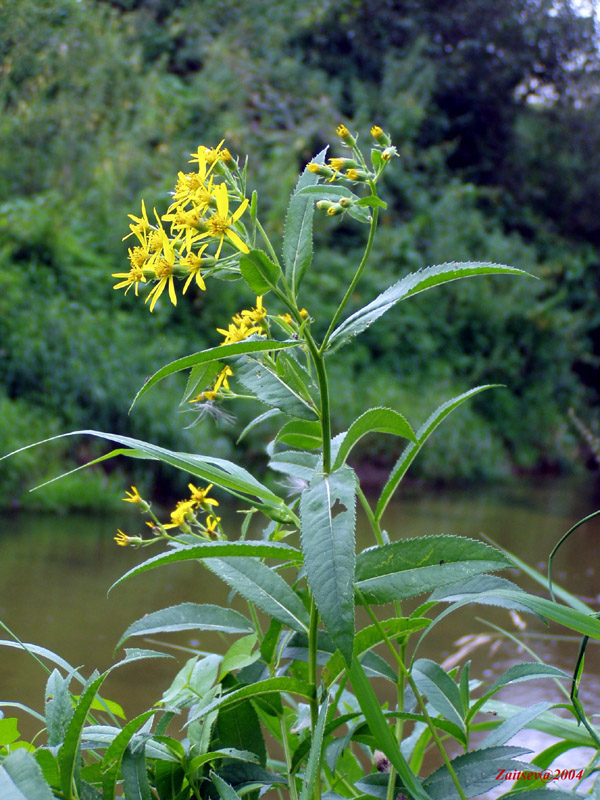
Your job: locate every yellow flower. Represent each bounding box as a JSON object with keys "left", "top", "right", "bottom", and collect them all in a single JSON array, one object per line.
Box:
[
  {"left": 145, "top": 221, "right": 180, "bottom": 312},
  {"left": 115, "top": 530, "right": 131, "bottom": 546},
  {"left": 122, "top": 486, "right": 142, "bottom": 504},
  {"left": 205, "top": 515, "right": 221, "bottom": 538},
  {"left": 112, "top": 267, "right": 146, "bottom": 297},
  {"left": 163, "top": 499, "right": 196, "bottom": 530},
  {"left": 123, "top": 199, "right": 151, "bottom": 242},
  {"left": 190, "top": 140, "right": 230, "bottom": 168},
  {"left": 336, "top": 124, "right": 350, "bottom": 137},
  {"left": 188, "top": 483, "right": 219, "bottom": 510},
  {"left": 279, "top": 313, "right": 294, "bottom": 324},
  {"left": 217, "top": 320, "right": 262, "bottom": 344},
  {"left": 181, "top": 247, "right": 209, "bottom": 294},
  {"left": 189, "top": 390, "right": 218, "bottom": 403},
  {"left": 196, "top": 183, "right": 249, "bottom": 258},
  {"left": 214, "top": 365, "right": 233, "bottom": 392}
]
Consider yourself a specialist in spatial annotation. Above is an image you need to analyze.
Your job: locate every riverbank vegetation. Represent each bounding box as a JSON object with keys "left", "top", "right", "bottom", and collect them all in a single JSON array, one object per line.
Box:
[{"left": 2, "top": 0, "right": 600, "bottom": 508}]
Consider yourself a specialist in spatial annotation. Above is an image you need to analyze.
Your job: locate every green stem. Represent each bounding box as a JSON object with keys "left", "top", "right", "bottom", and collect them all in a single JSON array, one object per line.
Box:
[
  {"left": 255, "top": 218, "right": 281, "bottom": 267},
  {"left": 359, "top": 593, "right": 468, "bottom": 800},
  {"left": 357, "top": 486, "right": 384, "bottom": 546},
  {"left": 304, "top": 329, "right": 332, "bottom": 473},
  {"left": 320, "top": 194, "right": 379, "bottom": 354},
  {"left": 280, "top": 715, "right": 299, "bottom": 800},
  {"left": 308, "top": 597, "right": 322, "bottom": 800}
]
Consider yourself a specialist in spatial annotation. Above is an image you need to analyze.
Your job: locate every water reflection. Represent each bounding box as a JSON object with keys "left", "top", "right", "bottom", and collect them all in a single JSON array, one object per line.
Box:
[{"left": 1, "top": 477, "right": 600, "bottom": 788}]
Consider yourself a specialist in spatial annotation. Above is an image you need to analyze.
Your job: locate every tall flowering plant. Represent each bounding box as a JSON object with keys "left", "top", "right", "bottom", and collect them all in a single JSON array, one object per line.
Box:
[{"left": 3, "top": 125, "right": 600, "bottom": 799}]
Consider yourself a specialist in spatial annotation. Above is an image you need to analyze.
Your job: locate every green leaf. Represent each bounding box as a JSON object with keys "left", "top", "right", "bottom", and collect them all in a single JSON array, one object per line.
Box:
[
  {"left": 240, "top": 250, "right": 281, "bottom": 295},
  {"left": 117, "top": 603, "right": 254, "bottom": 649},
  {"left": 328, "top": 262, "right": 529, "bottom": 353},
  {"left": 469, "top": 663, "right": 569, "bottom": 721},
  {"left": 188, "top": 677, "right": 314, "bottom": 724},
  {"left": 300, "top": 466, "right": 357, "bottom": 663},
  {"left": 0, "top": 750, "right": 55, "bottom": 800},
  {"left": 0, "top": 718, "right": 20, "bottom": 747},
  {"left": 412, "top": 659, "right": 465, "bottom": 732},
  {"left": 0, "top": 641, "right": 85, "bottom": 687},
  {"left": 423, "top": 746, "right": 531, "bottom": 800},
  {"left": 355, "top": 535, "right": 511, "bottom": 605},
  {"left": 211, "top": 699, "right": 266, "bottom": 767},
  {"left": 110, "top": 540, "right": 302, "bottom": 593},
  {"left": 275, "top": 420, "right": 322, "bottom": 449},
  {"left": 376, "top": 386, "right": 499, "bottom": 520},
  {"left": 210, "top": 772, "right": 243, "bottom": 800},
  {"left": 59, "top": 672, "right": 107, "bottom": 799},
  {"left": 206, "top": 557, "right": 310, "bottom": 633},
  {"left": 484, "top": 699, "right": 595, "bottom": 747},
  {"left": 130, "top": 340, "right": 299, "bottom": 409},
  {"left": 237, "top": 408, "right": 281, "bottom": 444},
  {"left": 483, "top": 590, "right": 600, "bottom": 639},
  {"left": 283, "top": 147, "right": 327, "bottom": 295},
  {"left": 333, "top": 407, "right": 417, "bottom": 469},
  {"left": 480, "top": 702, "right": 553, "bottom": 748},
  {"left": 220, "top": 635, "right": 259, "bottom": 677},
  {"left": 355, "top": 195, "right": 388, "bottom": 209},
  {"left": 236, "top": 357, "right": 319, "bottom": 419},
  {"left": 348, "top": 658, "right": 431, "bottom": 800},
  {"left": 11, "top": 430, "right": 290, "bottom": 512},
  {"left": 121, "top": 747, "right": 152, "bottom": 800},
  {"left": 299, "top": 697, "right": 329, "bottom": 800},
  {"left": 297, "top": 184, "right": 357, "bottom": 202},
  {"left": 323, "top": 617, "right": 429, "bottom": 688},
  {"left": 269, "top": 450, "right": 318, "bottom": 482},
  {"left": 45, "top": 670, "right": 73, "bottom": 747},
  {"left": 181, "top": 361, "right": 222, "bottom": 405}
]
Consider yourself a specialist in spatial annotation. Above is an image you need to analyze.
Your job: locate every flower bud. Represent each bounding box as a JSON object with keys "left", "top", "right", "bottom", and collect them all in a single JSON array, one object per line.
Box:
[
  {"left": 382, "top": 146, "right": 398, "bottom": 162},
  {"left": 371, "top": 125, "right": 391, "bottom": 146},
  {"left": 307, "top": 162, "right": 335, "bottom": 178},
  {"left": 345, "top": 168, "right": 370, "bottom": 182},
  {"left": 338, "top": 196, "right": 353, "bottom": 208},
  {"left": 316, "top": 200, "right": 333, "bottom": 211},
  {"left": 336, "top": 124, "right": 356, "bottom": 147},
  {"left": 326, "top": 204, "right": 344, "bottom": 216}
]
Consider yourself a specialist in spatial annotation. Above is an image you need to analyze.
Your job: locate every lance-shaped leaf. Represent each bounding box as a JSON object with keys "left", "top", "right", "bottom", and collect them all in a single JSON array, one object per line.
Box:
[
  {"left": 240, "top": 250, "right": 281, "bottom": 295},
  {"left": 376, "top": 386, "right": 498, "bottom": 520},
  {"left": 236, "top": 357, "right": 318, "bottom": 419},
  {"left": 269, "top": 450, "right": 318, "bottom": 482},
  {"left": 0, "top": 750, "right": 55, "bottom": 800},
  {"left": 283, "top": 147, "right": 327, "bottom": 295},
  {"left": 355, "top": 535, "right": 511, "bottom": 605},
  {"left": 300, "top": 466, "right": 357, "bottom": 664},
  {"left": 117, "top": 604, "right": 254, "bottom": 649},
  {"left": 423, "top": 746, "right": 532, "bottom": 800},
  {"left": 297, "top": 184, "right": 358, "bottom": 202},
  {"left": 327, "top": 262, "right": 529, "bottom": 353},
  {"left": 3, "top": 431, "right": 291, "bottom": 514},
  {"left": 110, "top": 540, "right": 303, "bottom": 593},
  {"left": 206, "top": 558, "right": 310, "bottom": 633},
  {"left": 275, "top": 420, "right": 322, "bottom": 450},
  {"left": 412, "top": 659, "right": 465, "bottom": 731},
  {"left": 130, "top": 339, "right": 299, "bottom": 409},
  {"left": 299, "top": 697, "right": 329, "bottom": 800},
  {"left": 333, "top": 407, "right": 417, "bottom": 470}
]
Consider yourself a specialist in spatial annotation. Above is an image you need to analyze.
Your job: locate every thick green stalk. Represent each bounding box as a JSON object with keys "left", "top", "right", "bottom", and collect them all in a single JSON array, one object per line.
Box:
[
  {"left": 303, "top": 329, "right": 332, "bottom": 473},
  {"left": 357, "top": 486, "right": 384, "bottom": 546}
]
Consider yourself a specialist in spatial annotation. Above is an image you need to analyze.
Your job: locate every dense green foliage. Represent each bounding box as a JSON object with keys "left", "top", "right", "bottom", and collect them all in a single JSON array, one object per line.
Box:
[{"left": 1, "top": 0, "right": 599, "bottom": 507}]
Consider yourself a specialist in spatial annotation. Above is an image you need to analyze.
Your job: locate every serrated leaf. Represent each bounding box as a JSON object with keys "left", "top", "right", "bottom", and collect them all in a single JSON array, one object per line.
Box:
[
  {"left": 130, "top": 340, "right": 299, "bottom": 409},
  {"left": 412, "top": 659, "right": 465, "bottom": 732},
  {"left": 237, "top": 408, "right": 281, "bottom": 443},
  {"left": 299, "top": 697, "right": 329, "bottom": 800},
  {"left": 328, "top": 262, "right": 529, "bottom": 353},
  {"left": 206, "top": 558, "right": 310, "bottom": 633},
  {"left": 110, "top": 540, "right": 302, "bottom": 593},
  {"left": 45, "top": 670, "right": 73, "bottom": 747},
  {"left": 269, "top": 450, "right": 318, "bottom": 482},
  {"left": 10, "top": 430, "right": 290, "bottom": 512},
  {"left": 423, "top": 746, "right": 531, "bottom": 800},
  {"left": 181, "top": 361, "right": 222, "bottom": 405},
  {"left": 323, "top": 617, "right": 429, "bottom": 688},
  {"left": 117, "top": 603, "right": 253, "bottom": 649},
  {"left": 376, "top": 386, "right": 499, "bottom": 519},
  {"left": 0, "top": 750, "right": 55, "bottom": 800},
  {"left": 275, "top": 420, "right": 322, "bottom": 450},
  {"left": 121, "top": 747, "right": 152, "bottom": 800},
  {"left": 333, "top": 407, "right": 417, "bottom": 469},
  {"left": 236, "top": 357, "right": 318, "bottom": 419},
  {"left": 297, "top": 185, "right": 357, "bottom": 201},
  {"left": 348, "top": 658, "right": 431, "bottom": 800},
  {"left": 240, "top": 250, "right": 280, "bottom": 294},
  {"left": 283, "top": 147, "right": 327, "bottom": 295},
  {"left": 355, "top": 536, "right": 511, "bottom": 605},
  {"left": 211, "top": 772, "right": 243, "bottom": 800},
  {"left": 300, "top": 467, "right": 357, "bottom": 663},
  {"left": 430, "top": 574, "right": 536, "bottom": 616},
  {"left": 484, "top": 699, "right": 596, "bottom": 747},
  {"left": 481, "top": 702, "right": 553, "bottom": 748},
  {"left": 100, "top": 712, "right": 156, "bottom": 800}
]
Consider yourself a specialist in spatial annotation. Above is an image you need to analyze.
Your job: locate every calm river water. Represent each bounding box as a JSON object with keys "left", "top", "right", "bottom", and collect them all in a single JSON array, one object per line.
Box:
[{"left": 2, "top": 476, "right": 600, "bottom": 788}]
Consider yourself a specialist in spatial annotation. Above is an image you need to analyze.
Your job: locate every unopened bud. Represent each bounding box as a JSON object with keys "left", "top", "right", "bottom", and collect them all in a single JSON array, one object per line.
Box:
[
  {"left": 345, "top": 168, "right": 370, "bottom": 182},
  {"left": 316, "top": 200, "right": 333, "bottom": 211},
  {"left": 338, "top": 197, "right": 353, "bottom": 208},
  {"left": 371, "top": 125, "right": 391, "bottom": 146},
  {"left": 307, "top": 162, "right": 334, "bottom": 178},
  {"left": 336, "top": 124, "right": 356, "bottom": 147},
  {"left": 374, "top": 750, "right": 391, "bottom": 773},
  {"left": 326, "top": 204, "right": 344, "bottom": 216}
]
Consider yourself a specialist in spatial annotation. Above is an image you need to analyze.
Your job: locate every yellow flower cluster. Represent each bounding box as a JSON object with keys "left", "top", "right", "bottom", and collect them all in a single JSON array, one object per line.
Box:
[
  {"left": 190, "top": 296, "right": 268, "bottom": 404},
  {"left": 113, "top": 141, "right": 250, "bottom": 312},
  {"left": 114, "top": 483, "right": 222, "bottom": 545}
]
